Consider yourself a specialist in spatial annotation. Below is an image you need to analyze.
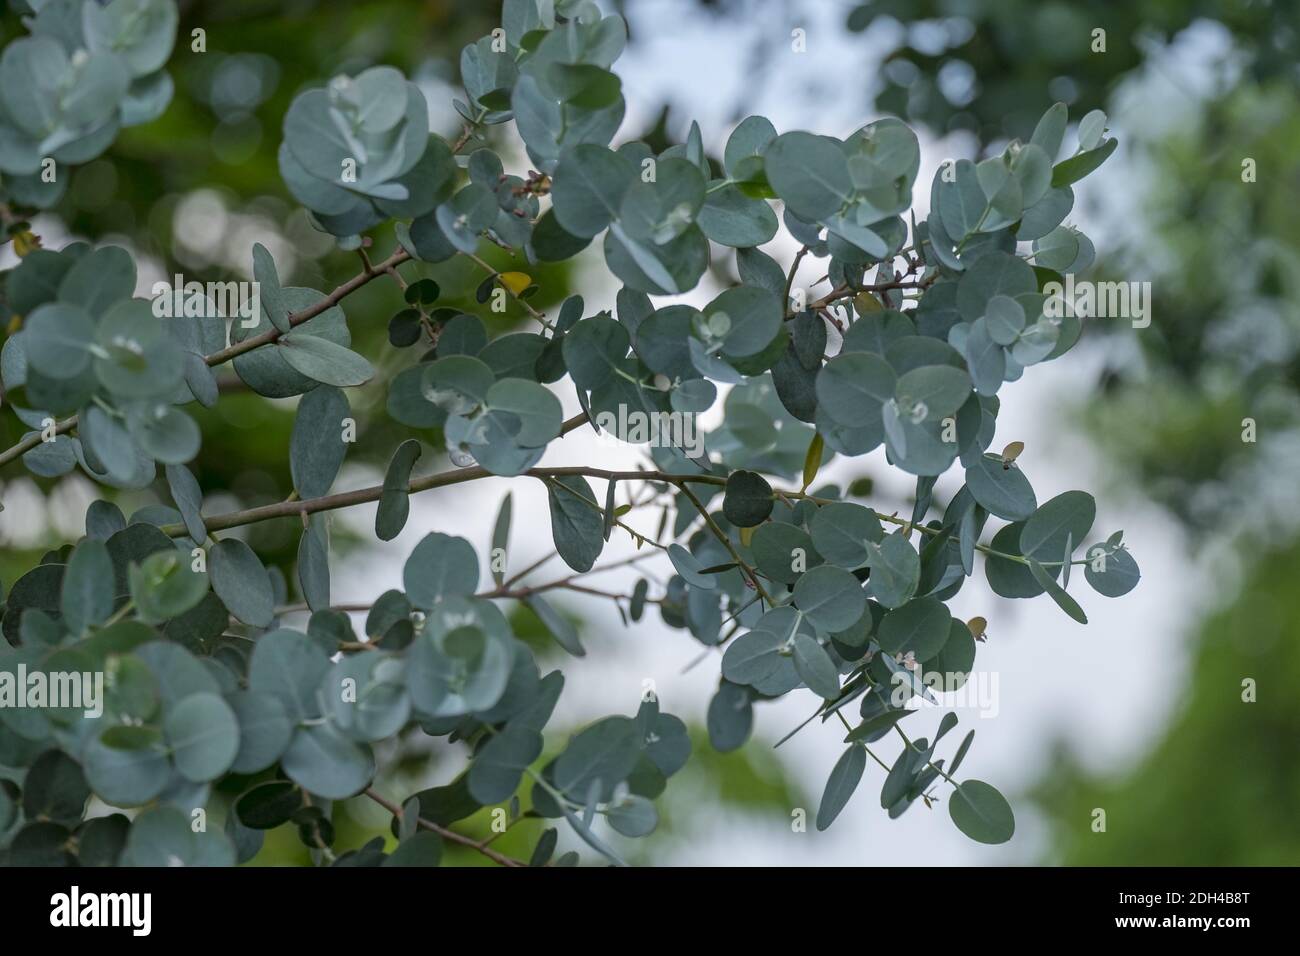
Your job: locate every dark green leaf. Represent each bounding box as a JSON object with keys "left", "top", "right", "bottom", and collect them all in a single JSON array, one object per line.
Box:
[
  {"left": 722, "top": 470, "right": 773, "bottom": 527},
  {"left": 546, "top": 475, "right": 604, "bottom": 573},
  {"left": 290, "top": 385, "right": 350, "bottom": 498},
  {"left": 948, "top": 779, "right": 1015, "bottom": 844},
  {"left": 209, "top": 538, "right": 275, "bottom": 627},
  {"left": 817, "top": 744, "right": 866, "bottom": 831},
  {"left": 376, "top": 440, "right": 423, "bottom": 541}
]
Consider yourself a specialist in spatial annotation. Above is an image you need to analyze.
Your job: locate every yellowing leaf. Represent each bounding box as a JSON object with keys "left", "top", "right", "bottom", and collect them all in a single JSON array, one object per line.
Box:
[
  {"left": 853, "top": 292, "right": 882, "bottom": 314},
  {"left": 12, "top": 230, "right": 41, "bottom": 258},
  {"left": 498, "top": 271, "right": 532, "bottom": 296},
  {"left": 802, "top": 431, "right": 825, "bottom": 491},
  {"left": 1001, "top": 440, "right": 1025, "bottom": 463}
]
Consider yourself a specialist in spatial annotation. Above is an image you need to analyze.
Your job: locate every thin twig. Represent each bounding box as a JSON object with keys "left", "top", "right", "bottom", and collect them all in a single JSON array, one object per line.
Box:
[
  {"left": 783, "top": 244, "right": 809, "bottom": 315},
  {"left": 675, "top": 482, "right": 772, "bottom": 605},
  {"left": 464, "top": 251, "right": 555, "bottom": 330},
  {"left": 0, "top": 249, "right": 412, "bottom": 469},
  {"left": 204, "top": 248, "right": 410, "bottom": 366},
  {"left": 363, "top": 788, "right": 528, "bottom": 868}
]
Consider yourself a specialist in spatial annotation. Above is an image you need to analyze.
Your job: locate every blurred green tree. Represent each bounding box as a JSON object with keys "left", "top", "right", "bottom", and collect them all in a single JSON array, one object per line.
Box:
[
  {"left": 830, "top": 0, "right": 1300, "bottom": 864},
  {"left": 1031, "top": 540, "right": 1300, "bottom": 865}
]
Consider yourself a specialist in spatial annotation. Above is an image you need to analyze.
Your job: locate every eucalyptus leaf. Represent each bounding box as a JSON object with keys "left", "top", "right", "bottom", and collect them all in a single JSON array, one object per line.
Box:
[
  {"left": 547, "top": 475, "right": 604, "bottom": 573},
  {"left": 949, "top": 779, "right": 1015, "bottom": 844},
  {"left": 376, "top": 440, "right": 423, "bottom": 541},
  {"left": 290, "top": 385, "right": 351, "bottom": 498},
  {"left": 164, "top": 692, "right": 239, "bottom": 783},
  {"left": 209, "top": 539, "right": 275, "bottom": 627},
  {"left": 278, "top": 335, "right": 375, "bottom": 387},
  {"left": 817, "top": 744, "right": 866, "bottom": 831}
]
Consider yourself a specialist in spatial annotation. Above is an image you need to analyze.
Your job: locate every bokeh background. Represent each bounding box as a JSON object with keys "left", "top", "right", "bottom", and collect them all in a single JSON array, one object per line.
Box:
[{"left": 2, "top": 0, "right": 1298, "bottom": 865}]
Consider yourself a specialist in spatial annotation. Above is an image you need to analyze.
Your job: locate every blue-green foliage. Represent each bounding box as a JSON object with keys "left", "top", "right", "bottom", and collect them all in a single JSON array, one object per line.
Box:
[
  {"left": 0, "top": 0, "right": 179, "bottom": 208},
  {"left": 0, "top": 0, "right": 1140, "bottom": 866}
]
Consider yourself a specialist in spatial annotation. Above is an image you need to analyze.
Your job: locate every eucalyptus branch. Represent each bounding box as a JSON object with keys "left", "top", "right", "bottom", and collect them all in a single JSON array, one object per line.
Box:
[
  {"left": 538, "top": 474, "right": 671, "bottom": 552},
  {"left": 464, "top": 251, "right": 556, "bottom": 330},
  {"left": 0, "top": 3, "right": 1131, "bottom": 864},
  {"left": 451, "top": 105, "right": 490, "bottom": 154},
  {"left": 204, "top": 248, "right": 411, "bottom": 366},
  {"left": 0, "top": 248, "right": 412, "bottom": 470},
  {"left": 275, "top": 555, "right": 663, "bottom": 622},
  {"left": 160, "top": 458, "right": 720, "bottom": 539},
  {"left": 501, "top": 551, "right": 559, "bottom": 588},
  {"left": 362, "top": 788, "right": 527, "bottom": 868},
  {"left": 807, "top": 272, "right": 938, "bottom": 312},
  {"left": 675, "top": 482, "right": 772, "bottom": 605},
  {"left": 168, "top": 442, "right": 1037, "bottom": 574},
  {"left": 783, "top": 244, "right": 809, "bottom": 315},
  {"left": 0, "top": 415, "right": 76, "bottom": 468},
  {"left": 774, "top": 486, "right": 1047, "bottom": 567},
  {"left": 894, "top": 725, "right": 958, "bottom": 787},
  {"left": 858, "top": 733, "right": 891, "bottom": 772}
]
